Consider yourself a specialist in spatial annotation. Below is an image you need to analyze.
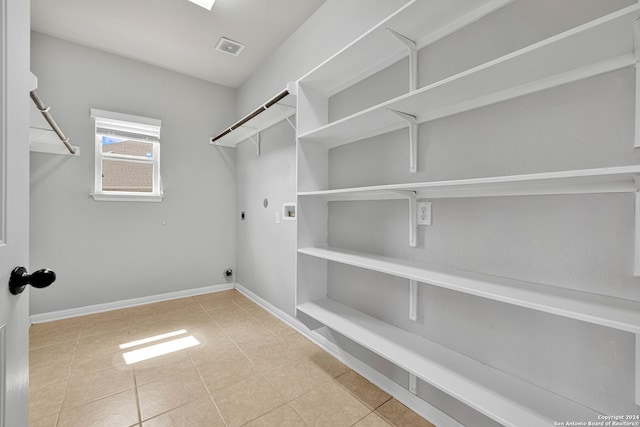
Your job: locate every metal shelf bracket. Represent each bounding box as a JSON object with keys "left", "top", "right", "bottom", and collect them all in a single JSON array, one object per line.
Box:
[
  {"left": 241, "top": 126, "right": 261, "bottom": 156},
  {"left": 274, "top": 103, "right": 297, "bottom": 131},
  {"left": 388, "top": 109, "right": 418, "bottom": 173},
  {"left": 409, "top": 279, "right": 418, "bottom": 321},
  {"left": 386, "top": 28, "right": 418, "bottom": 91},
  {"left": 635, "top": 176, "right": 640, "bottom": 277},
  {"left": 636, "top": 334, "right": 640, "bottom": 405},
  {"left": 409, "top": 373, "right": 417, "bottom": 394},
  {"left": 634, "top": 18, "right": 640, "bottom": 148},
  {"left": 390, "top": 190, "right": 417, "bottom": 247}
]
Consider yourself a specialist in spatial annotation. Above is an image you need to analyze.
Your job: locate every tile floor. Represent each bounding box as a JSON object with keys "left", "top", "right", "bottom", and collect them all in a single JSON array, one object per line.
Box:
[{"left": 29, "top": 290, "right": 435, "bottom": 427}]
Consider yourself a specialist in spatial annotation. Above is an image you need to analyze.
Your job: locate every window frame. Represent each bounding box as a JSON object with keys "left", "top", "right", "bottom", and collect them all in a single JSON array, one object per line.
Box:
[{"left": 90, "top": 109, "right": 163, "bottom": 202}]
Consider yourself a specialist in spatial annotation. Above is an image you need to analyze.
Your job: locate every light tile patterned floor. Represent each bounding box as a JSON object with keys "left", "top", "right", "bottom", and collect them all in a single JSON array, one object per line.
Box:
[{"left": 29, "top": 290, "right": 435, "bottom": 427}]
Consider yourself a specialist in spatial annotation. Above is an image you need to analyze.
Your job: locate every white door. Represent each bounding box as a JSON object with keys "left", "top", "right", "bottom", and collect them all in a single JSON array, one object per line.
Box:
[{"left": 1, "top": 0, "right": 33, "bottom": 425}]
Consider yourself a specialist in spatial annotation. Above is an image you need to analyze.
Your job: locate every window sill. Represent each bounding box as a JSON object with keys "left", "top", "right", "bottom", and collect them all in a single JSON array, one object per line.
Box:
[{"left": 90, "top": 192, "right": 164, "bottom": 202}]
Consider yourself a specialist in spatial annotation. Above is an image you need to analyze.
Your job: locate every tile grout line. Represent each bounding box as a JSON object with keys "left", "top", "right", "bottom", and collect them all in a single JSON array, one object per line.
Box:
[
  {"left": 198, "top": 295, "right": 314, "bottom": 426},
  {"left": 224, "top": 294, "right": 368, "bottom": 425},
  {"left": 333, "top": 369, "right": 395, "bottom": 414},
  {"left": 35, "top": 291, "right": 407, "bottom": 427},
  {"left": 190, "top": 302, "right": 231, "bottom": 427},
  {"left": 131, "top": 364, "right": 143, "bottom": 426},
  {"left": 53, "top": 331, "right": 81, "bottom": 425}
]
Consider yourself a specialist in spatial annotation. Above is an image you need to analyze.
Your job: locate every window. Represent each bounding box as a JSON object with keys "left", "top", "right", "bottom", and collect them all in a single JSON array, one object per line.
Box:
[{"left": 90, "top": 109, "right": 163, "bottom": 201}]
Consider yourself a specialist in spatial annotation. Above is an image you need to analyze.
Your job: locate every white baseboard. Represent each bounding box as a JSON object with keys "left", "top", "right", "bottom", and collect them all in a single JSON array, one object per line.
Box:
[
  {"left": 234, "top": 283, "right": 464, "bottom": 427},
  {"left": 30, "top": 282, "right": 235, "bottom": 324}
]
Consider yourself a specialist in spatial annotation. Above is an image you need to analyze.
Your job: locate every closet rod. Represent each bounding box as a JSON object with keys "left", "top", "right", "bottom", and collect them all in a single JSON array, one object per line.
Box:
[
  {"left": 210, "top": 88, "right": 289, "bottom": 143},
  {"left": 30, "top": 90, "right": 76, "bottom": 155}
]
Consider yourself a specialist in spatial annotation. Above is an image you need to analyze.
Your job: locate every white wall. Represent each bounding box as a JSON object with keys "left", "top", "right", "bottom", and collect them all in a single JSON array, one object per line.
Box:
[{"left": 29, "top": 33, "right": 237, "bottom": 315}]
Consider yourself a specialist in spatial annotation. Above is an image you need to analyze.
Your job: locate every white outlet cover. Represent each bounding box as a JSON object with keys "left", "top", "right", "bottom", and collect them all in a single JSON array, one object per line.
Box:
[{"left": 417, "top": 201, "right": 431, "bottom": 226}]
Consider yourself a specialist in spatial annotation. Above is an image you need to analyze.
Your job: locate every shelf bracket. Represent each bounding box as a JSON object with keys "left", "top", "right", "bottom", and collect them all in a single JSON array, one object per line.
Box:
[
  {"left": 409, "top": 279, "right": 418, "bottom": 321},
  {"left": 386, "top": 28, "right": 417, "bottom": 91},
  {"left": 635, "top": 177, "right": 640, "bottom": 277},
  {"left": 387, "top": 109, "right": 418, "bottom": 173},
  {"left": 240, "top": 126, "right": 261, "bottom": 156},
  {"left": 390, "top": 190, "right": 417, "bottom": 247},
  {"left": 636, "top": 334, "right": 640, "bottom": 405},
  {"left": 274, "top": 103, "right": 297, "bottom": 132},
  {"left": 634, "top": 18, "right": 640, "bottom": 148},
  {"left": 409, "top": 373, "right": 417, "bottom": 395}
]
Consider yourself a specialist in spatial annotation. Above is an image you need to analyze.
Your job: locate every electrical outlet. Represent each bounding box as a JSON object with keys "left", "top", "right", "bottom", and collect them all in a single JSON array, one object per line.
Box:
[{"left": 417, "top": 201, "right": 431, "bottom": 225}]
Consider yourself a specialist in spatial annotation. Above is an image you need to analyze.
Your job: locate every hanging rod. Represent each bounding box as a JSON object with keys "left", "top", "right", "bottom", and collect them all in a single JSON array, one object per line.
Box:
[
  {"left": 210, "top": 88, "right": 290, "bottom": 143},
  {"left": 29, "top": 90, "right": 76, "bottom": 155}
]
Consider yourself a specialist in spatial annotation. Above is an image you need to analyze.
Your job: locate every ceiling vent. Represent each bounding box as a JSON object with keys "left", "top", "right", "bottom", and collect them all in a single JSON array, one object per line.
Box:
[{"left": 215, "top": 37, "right": 245, "bottom": 56}]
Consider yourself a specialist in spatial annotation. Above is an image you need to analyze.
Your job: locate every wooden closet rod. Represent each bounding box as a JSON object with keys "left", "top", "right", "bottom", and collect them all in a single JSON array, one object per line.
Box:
[
  {"left": 30, "top": 90, "right": 76, "bottom": 155},
  {"left": 210, "top": 88, "right": 290, "bottom": 143}
]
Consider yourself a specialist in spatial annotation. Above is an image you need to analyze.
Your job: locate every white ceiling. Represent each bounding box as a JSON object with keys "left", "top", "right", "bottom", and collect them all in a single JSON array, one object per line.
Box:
[{"left": 31, "top": 0, "right": 326, "bottom": 88}]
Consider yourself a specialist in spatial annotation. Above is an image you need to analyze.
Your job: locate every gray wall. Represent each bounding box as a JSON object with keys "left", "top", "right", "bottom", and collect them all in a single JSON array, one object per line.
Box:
[
  {"left": 234, "top": 0, "right": 408, "bottom": 315},
  {"left": 30, "top": 33, "right": 237, "bottom": 315},
  {"left": 235, "top": 120, "right": 297, "bottom": 315},
  {"left": 324, "top": 0, "right": 639, "bottom": 423},
  {"left": 236, "top": 0, "right": 407, "bottom": 117}
]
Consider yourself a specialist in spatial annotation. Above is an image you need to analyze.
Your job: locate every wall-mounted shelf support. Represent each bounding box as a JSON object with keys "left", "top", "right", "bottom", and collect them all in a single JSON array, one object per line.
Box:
[
  {"left": 634, "top": 19, "right": 640, "bottom": 148},
  {"left": 636, "top": 334, "right": 640, "bottom": 405},
  {"left": 387, "top": 109, "right": 418, "bottom": 173},
  {"left": 385, "top": 28, "right": 417, "bottom": 91},
  {"left": 409, "top": 373, "right": 417, "bottom": 395},
  {"left": 241, "top": 127, "right": 261, "bottom": 156},
  {"left": 275, "top": 103, "right": 297, "bottom": 131},
  {"left": 409, "top": 279, "right": 418, "bottom": 321},
  {"left": 635, "top": 176, "right": 640, "bottom": 277},
  {"left": 390, "top": 190, "right": 417, "bottom": 247}
]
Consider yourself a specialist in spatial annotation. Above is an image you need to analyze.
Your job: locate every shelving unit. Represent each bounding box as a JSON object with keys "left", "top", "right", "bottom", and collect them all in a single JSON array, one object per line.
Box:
[
  {"left": 299, "top": 247, "right": 640, "bottom": 333},
  {"left": 210, "top": 88, "right": 296, "bottom": 153},
  {"left": 298, "top": 165, "right": 640, "bottom": 200},
  {"left": 297, "top": 298, "right": 600, "bottom": 426},
  {"left": 295, "top": 1, "right": 640, "bottom": 423},
  {"left": 297, "top": 0, "right": 515, "bottom": 97},
  {"left": 298, "top": 4, "right": 640, "bottom": 148}
]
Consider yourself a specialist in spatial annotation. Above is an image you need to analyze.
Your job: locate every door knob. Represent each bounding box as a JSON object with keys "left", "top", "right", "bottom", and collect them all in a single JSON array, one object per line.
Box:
[{"left": 9, "top": 266, "right": 56, "bottom": 295}]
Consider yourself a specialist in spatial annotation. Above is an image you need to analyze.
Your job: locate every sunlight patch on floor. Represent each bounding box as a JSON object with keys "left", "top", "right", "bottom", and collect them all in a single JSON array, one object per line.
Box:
[
  {"left": 122, "top": 335, "right": 200, "bottom": 364},
  {"left": 119, "top": 329, "right": 188, "bottom": 350}
]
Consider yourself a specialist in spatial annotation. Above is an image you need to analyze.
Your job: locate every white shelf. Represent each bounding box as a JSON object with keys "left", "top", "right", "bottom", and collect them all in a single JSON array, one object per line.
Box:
[
  {"left": 210, "top": 92, "right": 295, "bottom": 148},
  {"left": 298, "top": 166, "right": 640, "bottom": 200},
  {"left": 297, "top": 298, "right": 600, "bottom": 426},
  {"left": 299, "top": 247, "right": 640, "bottom": 334},
  {"left": 30, "top": 127, "right": 79, "bottom": 156},
  {"left": 298, "top": 4, "right": 640, "bottom": 147},
  {"left": 297, "top": 0, "right": 514, "bottom": 96}
]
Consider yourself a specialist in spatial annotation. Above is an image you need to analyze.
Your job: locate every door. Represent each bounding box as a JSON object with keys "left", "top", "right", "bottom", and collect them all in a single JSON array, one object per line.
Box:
[{"left": 0, "top": 0, "right": 32, "bottom": 425}]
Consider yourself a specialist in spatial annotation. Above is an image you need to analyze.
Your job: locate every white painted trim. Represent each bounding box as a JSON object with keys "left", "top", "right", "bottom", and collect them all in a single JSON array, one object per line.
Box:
[
  {"left": 90, "top": 108, "right": 161, "bottom": 128},
  {"left": 90, "top": 192, "right": 164, "bottom": 202},
  {"left": 30, "top": 282, "right": 235, "bottom": 324},
  {"left": 233, "top": 283, "right": 463, "bottom": 427}
]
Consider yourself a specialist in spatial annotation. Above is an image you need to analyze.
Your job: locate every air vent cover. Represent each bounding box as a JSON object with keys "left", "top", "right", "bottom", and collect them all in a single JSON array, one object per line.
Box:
[{"left": 215, "top": 37, "right": 245, "bottom": 56}]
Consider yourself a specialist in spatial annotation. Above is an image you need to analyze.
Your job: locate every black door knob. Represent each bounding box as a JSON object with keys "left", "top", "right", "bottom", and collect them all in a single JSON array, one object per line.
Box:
[{"left": 9, "top": 266, "right": 56, "bottom": 295}]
